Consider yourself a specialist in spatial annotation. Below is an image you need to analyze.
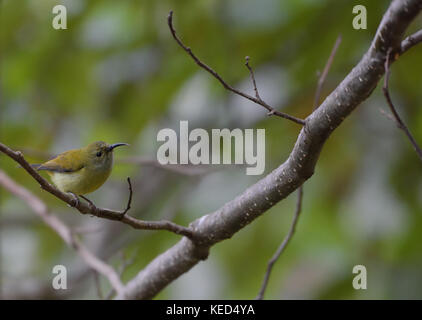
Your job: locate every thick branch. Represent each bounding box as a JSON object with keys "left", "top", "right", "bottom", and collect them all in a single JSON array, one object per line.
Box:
[
  {"left": 117, "top": 0, "right": 422, "bottom": 300},
  {"left": 400, "top": 29, "right": 422, "bottom": 54},
  {"left": 0, "top": 143, "right": 193, "bottom": 238},
  {"left": 0, "top": 170, "right": 125, "bottom": 296}
]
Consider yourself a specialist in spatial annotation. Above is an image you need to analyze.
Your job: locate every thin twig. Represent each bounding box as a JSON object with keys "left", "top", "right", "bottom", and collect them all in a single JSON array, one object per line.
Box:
[
  {"left": 382, "top": 47, "right": 422, "bottom": 161},
  {"left": 122, "top": 177, "right": 132, "bottom": 216},
  {"left": 245, "top": 56, "right": 262, "bottom": 101},
  {"left": 0, "top": 169, "right": 125, "bottom": 296},
  {"left": 256, "top": 186, "right": 303, "bottom": 300},
  {"left": 313, "top": 35, "right": 342, "bottom": 110},
  {"left": 167, "top": 11, "right": 306, "bottom": 125},
  {"left": 0, "top": 142, "right": 194, "bottom": 238}
]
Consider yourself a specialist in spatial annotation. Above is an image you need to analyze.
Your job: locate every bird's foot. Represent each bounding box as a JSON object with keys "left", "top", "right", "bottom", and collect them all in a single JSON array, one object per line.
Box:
[{"left": 68, "top": 192, "right": 80, "bottom": 208}]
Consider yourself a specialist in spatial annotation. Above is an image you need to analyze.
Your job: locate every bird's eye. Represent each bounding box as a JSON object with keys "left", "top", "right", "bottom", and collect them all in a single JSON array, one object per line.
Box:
[{"left": 96, "top": 151, "right": 102, "bottom": 157}]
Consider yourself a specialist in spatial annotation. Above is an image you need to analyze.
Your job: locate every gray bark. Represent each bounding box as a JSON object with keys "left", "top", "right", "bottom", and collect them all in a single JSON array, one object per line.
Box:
[{"left": 117, "top": 0, "right": 422, "bottom": 299}]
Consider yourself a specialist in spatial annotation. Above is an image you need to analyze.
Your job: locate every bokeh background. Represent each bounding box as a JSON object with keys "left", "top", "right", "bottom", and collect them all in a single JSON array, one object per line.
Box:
[{"left": 1, "top": 0, "right": 422, "bottom": 299}]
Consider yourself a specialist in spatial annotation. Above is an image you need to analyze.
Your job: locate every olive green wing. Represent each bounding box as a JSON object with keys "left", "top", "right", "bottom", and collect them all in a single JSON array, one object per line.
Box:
[{"left": 36, "top": 149, "right": 85, "bottom": 173}]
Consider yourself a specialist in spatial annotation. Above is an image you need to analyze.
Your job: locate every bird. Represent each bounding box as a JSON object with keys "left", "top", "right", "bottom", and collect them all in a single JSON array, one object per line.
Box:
[{"left": 32, "top": 141, "right": 129, "bottom": 200}]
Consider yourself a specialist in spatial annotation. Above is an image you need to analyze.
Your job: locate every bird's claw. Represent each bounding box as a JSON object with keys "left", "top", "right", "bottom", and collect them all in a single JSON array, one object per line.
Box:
[{"left": 68, "top": 193, "right": 80, "bottom": 208}]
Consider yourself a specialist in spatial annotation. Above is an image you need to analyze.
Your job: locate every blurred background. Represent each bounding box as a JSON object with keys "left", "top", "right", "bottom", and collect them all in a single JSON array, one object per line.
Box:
[{"left": 1, "top": 0, "right": 422, "bottom": 299}]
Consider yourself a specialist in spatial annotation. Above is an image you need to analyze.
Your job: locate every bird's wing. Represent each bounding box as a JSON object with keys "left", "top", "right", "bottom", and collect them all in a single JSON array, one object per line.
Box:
[{"left": 37, "top": 149, "right": 85, "bottom": 173}]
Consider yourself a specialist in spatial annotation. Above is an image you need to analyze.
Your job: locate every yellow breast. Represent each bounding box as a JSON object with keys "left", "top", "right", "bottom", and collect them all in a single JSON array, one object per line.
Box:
[{"left": 48, "top": 167, "right": 111, "bottom": 195}]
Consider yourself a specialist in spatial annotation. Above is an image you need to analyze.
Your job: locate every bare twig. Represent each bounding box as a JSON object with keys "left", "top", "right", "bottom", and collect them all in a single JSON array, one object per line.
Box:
[
  {"left": 167, "top": 11, "right": 306, "bottom": 125},
  {"left": 122, "top": 177, "right": 132, "bottom": 216},
  {"left": 0, "top": 142, "right": 194, "bottom": 238},
  {"left": 0, "top": 169, "right": 125, "bottom": 296},
  {"left": 245, "top": 56, "right": 263, "bottom": 101},
  {"left": 256, "top": 186, "right": 303, "bottom": 300},
  {"left": 382, "top": 48, "right": 422, "bottom": 161},
  {"left": 313, "top": 35, "right": 342, "bottom": 110}
]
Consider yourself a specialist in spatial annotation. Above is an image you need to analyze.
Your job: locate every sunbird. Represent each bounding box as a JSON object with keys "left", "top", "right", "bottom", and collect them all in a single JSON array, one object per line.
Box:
[{"left": 32, "top": 141, "right": 128, "bottom": 196}]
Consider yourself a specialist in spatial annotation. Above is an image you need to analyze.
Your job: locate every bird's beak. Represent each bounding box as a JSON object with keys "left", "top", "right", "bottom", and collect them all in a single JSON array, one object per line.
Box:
[{"left": 108, "top": 143, "right": 129, "bottom": 152}]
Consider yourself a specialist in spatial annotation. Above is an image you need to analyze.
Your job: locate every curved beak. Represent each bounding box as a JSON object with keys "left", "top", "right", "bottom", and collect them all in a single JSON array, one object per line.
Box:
[{"left": 108, "top": 143, "right": 129, "bottom": 152}]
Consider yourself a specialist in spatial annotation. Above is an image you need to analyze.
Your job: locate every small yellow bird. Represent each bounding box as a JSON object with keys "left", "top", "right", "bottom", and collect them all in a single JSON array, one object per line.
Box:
[{"left": 33, "top": 141, "right": 128, "bottom": 197}]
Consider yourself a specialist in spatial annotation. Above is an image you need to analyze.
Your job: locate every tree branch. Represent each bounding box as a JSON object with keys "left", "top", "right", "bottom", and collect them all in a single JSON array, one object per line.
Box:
[
  {"left": 115, "top": 0, "right": 422, "bottom": 300},
  {"left": 167, "top": 11, "right": 306, "bottom": 125},
  {"left": 244, "top": 57, "right": 265, "bottom": 104},
  {"left": 313, "top": 35, "right": 342, "bottom": 110},
  {"left": 0, "top": 169, "right": 125, "bottom": 296},
  {"left": 0, "top": 142, "right": 193, "bottom": 238},
  {"left": 382, "top": 48, "right": 422, "bottom": 161},
  {"left": 256, "top": 186, "right": 303, "bottom": 300},
  {"left": 400, "top": 29, "right": 422, "bottom": 54}
]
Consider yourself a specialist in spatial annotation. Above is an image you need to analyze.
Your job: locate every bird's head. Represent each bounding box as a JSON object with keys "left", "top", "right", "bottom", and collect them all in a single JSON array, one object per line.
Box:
[{"left": 85, "top": 141, "right": 129, "bottom": 169}]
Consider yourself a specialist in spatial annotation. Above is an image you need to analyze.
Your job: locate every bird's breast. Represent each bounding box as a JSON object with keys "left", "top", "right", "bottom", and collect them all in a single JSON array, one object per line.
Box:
[{"left": 50, "top": 166, "right": 112, "bottom": 195}]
